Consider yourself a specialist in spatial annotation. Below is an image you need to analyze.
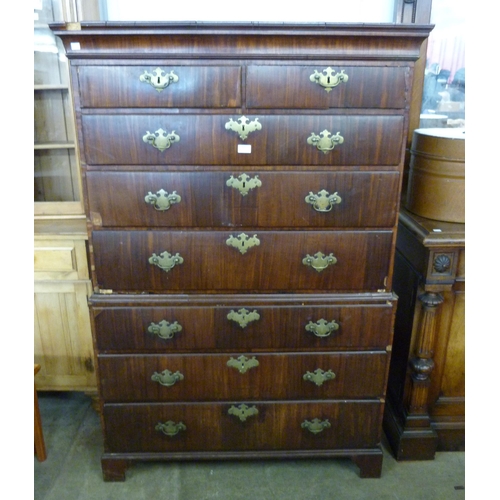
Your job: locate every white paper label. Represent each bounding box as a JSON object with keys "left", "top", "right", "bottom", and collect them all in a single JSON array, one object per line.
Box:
[
  {"left": 70, "top": 42, "right": 81, "bottom": 51},
  {"left": 237, "top": 144, "right": 252, "bottom": 154}
]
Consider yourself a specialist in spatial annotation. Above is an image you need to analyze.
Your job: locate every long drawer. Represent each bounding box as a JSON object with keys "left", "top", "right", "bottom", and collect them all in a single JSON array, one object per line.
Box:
[
  {"left": 81, "top": 114, "right": 404, "bottom": 166},
  {"left": 103, "top": 400, "right": 384, "bottom": 453},
  {"left": 86, "top": 170, "right": 400, "bottom": 229},
  {"left": 93, "top": 301, "right": 395, "bottom": 352},
  {"left": 91, "top": 230, "right": 393, "bottom": 292},
  {"left": 98, "top": 351, "right": 389, "bottom": 401}
]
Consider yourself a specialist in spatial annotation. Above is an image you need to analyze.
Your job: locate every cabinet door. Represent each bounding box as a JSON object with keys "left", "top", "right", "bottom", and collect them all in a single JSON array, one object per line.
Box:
[{"left": 34, "top": 281, "right": 96, "bottom": 391}]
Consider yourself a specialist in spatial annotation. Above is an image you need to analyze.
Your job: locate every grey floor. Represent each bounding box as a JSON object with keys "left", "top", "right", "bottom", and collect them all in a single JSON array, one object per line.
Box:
[{"left": 34, "top": 391, "right": 465, "bottom": 500}]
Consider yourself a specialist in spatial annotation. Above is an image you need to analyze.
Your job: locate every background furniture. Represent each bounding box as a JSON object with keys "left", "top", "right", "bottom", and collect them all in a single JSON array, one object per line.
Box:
[
  {"left": 34, "top": 364, "right": 47, "bottom": 462},
  {"left": 52, "top": 22, "right": 431, "bottom": 481},
  {"left": 383, "top": 208, "right": 465, "bottom": 459}
]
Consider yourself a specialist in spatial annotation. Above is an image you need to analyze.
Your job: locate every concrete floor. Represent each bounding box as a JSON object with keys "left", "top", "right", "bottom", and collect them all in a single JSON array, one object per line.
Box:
[{"left": 34, "top": 391, "right": 465, "bottom": 499}]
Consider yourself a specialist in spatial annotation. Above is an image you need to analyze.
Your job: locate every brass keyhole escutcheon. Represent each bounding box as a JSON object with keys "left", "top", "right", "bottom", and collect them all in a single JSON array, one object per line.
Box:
[
  {"left": 227, "top": 355, "right": 259, "bottom": 374},
  {"left": 225, "top": 116, "right": 262, "bottom": 140},
  {"left": 140, "top": 68, "right": 179, "bottom": 92},
  {"left": 303, "top": 368, "right": 336, "bottom": 386},
  {"left": 226, "top": 233, "right": 260, "bottom": 254},
  {"left": 309, "top": 67, "right": 348, "bottom": 92},
  {"left": 227, "top": 308, "right": 260, "bottom": 328},
  {"left": 226, "top": 173, "right": 262, "bottom": 196},
  {"left": 228, "top": 404, "right": 259, "bottom": 422}
]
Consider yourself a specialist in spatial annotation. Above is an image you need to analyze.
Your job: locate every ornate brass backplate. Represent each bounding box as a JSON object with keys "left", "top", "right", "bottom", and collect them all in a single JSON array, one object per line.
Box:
[
  {"left": 144, "top": 189, "right": 181, "bottom": 211},
  {"left": 227, "top": 355, "right": 259, "bottom": 374},
  {"left": 227, "top": 308, "right": 261, "bottom": 328},
  {"left": 148, "top": 320, "right": 183, "bottom": 340},
  {"left": 228, "top": 404, "right": 259, "bottom": 422},
  {"left": 305, "top": 190, "right": 342, "bottom": 212},
  {"left": 226, "top": 233, "right": 260, "bottom": 254},
  {"left": 225, "top": 116, "right": 262, "bottom": 140},
  {"left": 140, "top": 68, "right": 179, "bottom": 92},
  {"left": 143, "top": 128, "right": 180, "bottom": 152},
  {"left": 302, "top": 252, "right": 337, "bottom": 272},
  {"left": 303, "top": 368, "right": 336, "bottom": 386},
  {"left": 155, "top": 420, "right": 186, "bottom": 437},
  {"left": 149, "top": 251, "right": 184, "bottom": 273},
  {"left": 151, "top": 369, "right": 184, "bottom": 387},
  {"left": 305, "top": 319, "right": 340, "bottom": 338},
  {"left": 309, "top": 67, "right": 348, "bottom": 92},
  {"left": 307, "top": 130, "right": 344, "bottom": 154},
  {"left": 226, "top": 173, "right": 262, "bottom": 196},
  {"left": 301, "top": 418, "right": 331, "bottom": 434}
]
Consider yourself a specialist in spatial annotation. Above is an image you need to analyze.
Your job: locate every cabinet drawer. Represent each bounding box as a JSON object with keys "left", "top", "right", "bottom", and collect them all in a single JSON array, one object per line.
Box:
[
  {"left": 93, "top": 299, "right": 395, "bottom": 352},
  {"left": 78, "top": 65, "right": 242, "bottom": 108},
  {"left": 92, "top": 230, "right": 393, "bottom": 292},
  {"left": 86, "top": 170, "right": 400, "bottom": 229},
  {"left": 103, "top": 400, "right": 383, "bottom": 453},
  {"left": 246, "top": 65, "right": 408, "bottom": 109},
  {"left": 98, "top": 351, "right": 388, "bottom": 401},
  {"left": 81, "top": 114, "right": 404, "bottom": 166}
]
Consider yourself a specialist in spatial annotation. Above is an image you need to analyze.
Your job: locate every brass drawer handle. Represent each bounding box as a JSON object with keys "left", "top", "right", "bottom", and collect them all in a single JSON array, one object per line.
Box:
[
  {"left": 143, "top": 128, "right": 180, "bottom": 152},
  {"left": 303, "top": 368, "right": 336, "bottom": 387},
  {"left": 144, "top": 189, "right": 181, "bottom": 211},
  {"left": 149, "top": 251, "right": 184, "bottom": 273},
  {"left": 148, "top": 320, "right": 183, "bottom": 340},
  {"left": 307, "top": 130, "right": 344, "bottom": 154},
  {"left": 305, "top": 190, "right": 342, "bottom": 212},
  {"left": 155, "top": 420, "right": 186, "bottom": 437},
  {"left": 226, "top": 233, "right": 260, "bottom": 254},
  {"left": 310, "top": 67, "right": 348, "bottom": 92},
  {"left": 228, "top": 404, "right": 259, "bottom": 422},
  {"left": 227, "top": 355, "right": 259, "bottom": 374},
  {"left": 140, "top": 67, "right": 179, "bottom": 92},
  {"left": 305, "top": 319, "right": 340, "bottom": 338},
  {"left": 227, "top": 308, "right": 260, "bottom": 328},
  {"left": 151, "top": 369, "right": 184, "bottom": 387},
  {"left": 302, "top": 252, "right": 337, "bottom": 272},
  {"left": 226, "top": 173, "right": 262, "bottom": 196},
  {"left": 301, "top": 418, "right": 331, "bottom": 435},
  {"left": 225, "top": 115, "right": 262, "bottom": 140}
]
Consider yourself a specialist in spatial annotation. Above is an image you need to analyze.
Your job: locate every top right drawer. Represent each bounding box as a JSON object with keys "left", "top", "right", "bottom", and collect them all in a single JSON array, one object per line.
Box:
[{"left": 246, "top": 65, "right": 409, "bottom": 109}]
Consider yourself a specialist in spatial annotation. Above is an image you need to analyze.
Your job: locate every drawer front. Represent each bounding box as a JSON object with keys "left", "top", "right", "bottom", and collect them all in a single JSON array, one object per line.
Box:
[
  {"left": 78, "top": 65, "right": 242, "bottom": 108},
  {"left": 86, "top": 170, "right": 400, "bottom": 229},
  {"left": 81, "top": 114, "right": 404, "bottom": 166},
  {"left": 246, "top": 65, "right": 408, "bottom": 109},
  {"left": 98, "top": 351, "right": 388, "bottom": 401},
  {"left": 103, "top": 400, "right": 383, "bottom": 453},
  {"left": 93, "top": 302, "right": 395, "bottom": 352},
  {"left": 92, "top": 230, "right": 393, "bottom": 292}
]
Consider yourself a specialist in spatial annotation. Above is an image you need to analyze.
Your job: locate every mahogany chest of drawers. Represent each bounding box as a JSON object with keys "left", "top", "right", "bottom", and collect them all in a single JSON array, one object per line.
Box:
[{"left": 52, "top": 22, "right": 431, "bottom": 481}]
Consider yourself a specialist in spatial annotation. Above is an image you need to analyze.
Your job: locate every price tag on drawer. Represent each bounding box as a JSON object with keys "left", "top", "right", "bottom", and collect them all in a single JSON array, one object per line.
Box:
[{"left": 237, "top": 144, "right": 252, "bottom": 154}]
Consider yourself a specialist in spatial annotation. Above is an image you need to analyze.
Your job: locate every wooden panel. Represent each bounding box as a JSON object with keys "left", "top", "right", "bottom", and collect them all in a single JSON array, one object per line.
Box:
[
  {"left": 34, "top": 281, "right": 96, "bottom": 391},
  {"left": 86, "top": 170, "right": 400, "bottom": 228},
  {"left": 78, "top": 65, "right": 242, "bottom": 108},
  {"left": 34, "top": 238, "right": 88, "bottom": 280},
  {"left": 91, "top": 230, "right": 393, "bottom": 292},
  {"left": 98, "top": 351, "right": 388, "bottom": 401},
  {"left": 246, "top": 65, "right": 409, "bottom": 109},
  {"left": 103, "top": 401, "right": 383, "bottom": 453},
  {"left": 93, "top": 302, "right": 395, "bottom": 352},
  {"left": 81, "top": 114, "right": 404, "bottom": 166}
]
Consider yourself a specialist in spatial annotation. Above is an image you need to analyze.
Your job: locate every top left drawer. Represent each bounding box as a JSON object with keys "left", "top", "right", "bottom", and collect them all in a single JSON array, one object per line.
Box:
[{"left": 77, "top": 65, "right": 242, "bottom": 108}]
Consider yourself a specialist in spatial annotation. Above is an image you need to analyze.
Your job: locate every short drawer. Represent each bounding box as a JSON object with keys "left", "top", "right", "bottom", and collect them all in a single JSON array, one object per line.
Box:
[
  {"left": 91, "top": 230, "right": 393, "bottom": 292},
  {"left": 246, "top": 65, "right": 409, "bottom": 109},
  {"left": 78, "top": 65, "right": 242, "bottom": 108},
  {"left": 81, "top": 114, "right": 404, "bottom": 166},
  {"left": 103, "top": 400, "right": 383, "bottom": 453},
  {"left": 86, "top": 170, "right": 400, "bottom": 229},
  {"left": 98, "top": 351, "right": 389, "bottom": 401},
  {"left": 92, "top": 299, "right": 395, "bottom": 352}
]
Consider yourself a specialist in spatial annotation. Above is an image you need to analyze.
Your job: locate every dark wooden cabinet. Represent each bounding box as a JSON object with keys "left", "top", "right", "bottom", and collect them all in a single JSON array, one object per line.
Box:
[
  {"left": 383, "top": 208, "right": 465, "bottom": 459},
  {"left": 52, "top": 22, "right": 431, "bottom": 481}
]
